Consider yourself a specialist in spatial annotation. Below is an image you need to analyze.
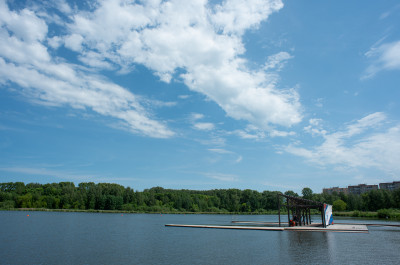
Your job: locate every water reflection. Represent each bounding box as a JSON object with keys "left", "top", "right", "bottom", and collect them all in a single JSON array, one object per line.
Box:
[{"left": 282, "top": 231, "right": 337, "bottom": 264}]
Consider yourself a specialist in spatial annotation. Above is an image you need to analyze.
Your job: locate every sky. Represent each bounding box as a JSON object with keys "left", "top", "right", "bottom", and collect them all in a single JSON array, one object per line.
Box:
[{"left": 1, "top": 0, "right": 400, "bottom": 193}]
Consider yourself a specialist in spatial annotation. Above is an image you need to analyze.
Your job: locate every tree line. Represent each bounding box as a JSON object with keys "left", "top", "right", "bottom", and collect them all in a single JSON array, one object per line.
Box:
[
  {"left": 300, "top": 187, "right": 400, "bottom": 212},
  {"left": 0, "top": 182, "right": 399, "bottom": 213}
]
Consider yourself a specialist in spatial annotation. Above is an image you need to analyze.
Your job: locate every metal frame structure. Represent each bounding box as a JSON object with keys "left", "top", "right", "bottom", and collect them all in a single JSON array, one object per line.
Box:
[{"left": 277, "top": 193, "right": 327, "bottom": 228}]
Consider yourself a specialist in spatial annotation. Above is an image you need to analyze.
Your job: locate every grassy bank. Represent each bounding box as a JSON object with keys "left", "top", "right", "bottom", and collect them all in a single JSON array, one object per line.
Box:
[{"left": 334, "top": 209, "right": 400, "bottom": 220}]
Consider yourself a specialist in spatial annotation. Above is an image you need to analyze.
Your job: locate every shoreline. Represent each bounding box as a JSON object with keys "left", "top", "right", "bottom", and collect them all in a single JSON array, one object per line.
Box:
[
  {"left": 0, "top": 208, "right": 283, "bottom": 215},
  {"left": 1, "top": 208, "right": 399, "bottom": 220}
]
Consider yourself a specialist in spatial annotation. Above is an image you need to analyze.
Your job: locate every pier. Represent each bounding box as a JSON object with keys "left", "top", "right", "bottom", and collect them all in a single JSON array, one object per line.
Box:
[
  {"left": 165, "top": 193, "right": 399, "bottom": 233},
  {"left": 165, "top": 222, "right": 369, "bottom": 233},
  {"left": 165, "top": 224, "right": 285, "bottom": 231}
]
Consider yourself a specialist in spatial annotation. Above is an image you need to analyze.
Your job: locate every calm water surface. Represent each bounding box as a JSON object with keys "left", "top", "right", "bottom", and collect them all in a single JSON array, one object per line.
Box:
[{"left": 1, "top": 211, "right": 400, "bottom": 264}]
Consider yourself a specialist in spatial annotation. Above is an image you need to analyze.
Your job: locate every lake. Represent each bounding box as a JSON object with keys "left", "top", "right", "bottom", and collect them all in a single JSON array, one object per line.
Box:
[{"left": 1, "top": 211, "right": 400, "bottom": 264}]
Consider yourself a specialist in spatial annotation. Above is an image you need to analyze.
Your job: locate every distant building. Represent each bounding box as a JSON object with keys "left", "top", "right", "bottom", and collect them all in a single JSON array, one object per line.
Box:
[
  {"left": 322, "top": 187, "right": 348, "bottom": 195},
  {"left": 323, "top": 181, "right": 400, "bottom": 195},
  {"left": 348, "top": 184, "right": 378, "bottom": 195},
  {"left": 379, "top": 181, "right": 400, "bottom": 191}
]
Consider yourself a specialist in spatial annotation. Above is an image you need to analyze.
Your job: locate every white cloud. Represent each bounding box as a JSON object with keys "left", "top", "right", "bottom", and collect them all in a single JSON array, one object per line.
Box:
[
  {"left": 208, "top": 148, "right": 242, "bottom": 164},
  {"left": 0, "top": 58, "right": 174, "bottom": 138},
  {"left": 248, "top": 114, "right": 298, "bottom": 138},
  {"left": 269, "top": 129, "right": 295, "bottom": 137},
  {"left": 191, "top": 113, "right": 205, "bottom": 121},
  {"left": 193, "top": 122, "right": 215, "bottom": 131},
  {"left": 178, "top": 95, "right": 190, "bottom": 99},
  {"left": 264, "top": 51, "right": 293, "bottom": 71},
  {"left": 0, "top": 166, "right": 74, "bottom": 178},
  {"left": 379, "top": 4, "right": 400, "bottom": 20},
  {"left": 285, "top": 112, "right": 400, "bottom": 174},
  {"left": 212, "top": 0, "right": 284, "bottom": 35},
  {"left": 78, "top": 51, "right": 114, "bottom": 69},
  {"left": 0, "top": 166, "right": 139, "bottom": 183},
  {"left": 205, "top": 172, "right": 239, "bottom": 182},
  {"left": 315, "top": 98, "right": 324, "bottom": 108},
  {"left": 234, "top": 124, "right": 266, "bottom": 140},
  {"left": 47, "top": 36, "right": 63, "bottom": 49},
  {"left": 0, "top": 1, "right": 174, "bottom": 138},
  {"left": 0, "top": 1, "right": 48, "bottom": 43},
  {"left": 0, "top": 30, "right": 50, "bottom": 64},
  {"left": 363, "top": 40, "right": 400, "bottom": 79},
  {"left": 64, "top": 33, "right": 84, "bottom": 52},
  {"left": 144, "top": 99, "right": 177, "bottom": 108},
  {"left": 344, "top": 112, "right": 386, "bottom": 137},
  {"left": 62, "top": 0, "right": 301, "bottom": 130},
  {"left": 208, "top": 148, "right": 233, "bottom": 154},
  {"left": 56, "top": 0, "right": 72, "bottom": 15},
  {"left": 193, "top": 131, "right": 227, "bottom": 147},
  {"left": 0, "top": 0, "right": 302, "bottom": 138},
  {"left": 189, "top": 112, "right": 215, "bottom": 131},
  {"left": 304, "top": 118, "right": 327, "bottom": 136}
]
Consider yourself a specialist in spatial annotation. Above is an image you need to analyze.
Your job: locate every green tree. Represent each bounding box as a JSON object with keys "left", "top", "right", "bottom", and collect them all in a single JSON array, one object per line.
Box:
[
  {"left": 393, "top": 188, "right": 400, "bottom": 208},
  {"left": 346, "top": 194, "right": 362, "bottom": 211},
  {"left": 0, "top": 200, "right": 15, "bottom": 209},
  {"left": 284, "top": 190, "right": 299, "bottom": 197},
  {"left": 333, "top": 199, "right": 347, "bottom": 211},
  {"left": 302, "top": 187, "right": 313, "bottom": 200},
  {"left": 17, "top": 193, "right": 33, "bottom": 208}
]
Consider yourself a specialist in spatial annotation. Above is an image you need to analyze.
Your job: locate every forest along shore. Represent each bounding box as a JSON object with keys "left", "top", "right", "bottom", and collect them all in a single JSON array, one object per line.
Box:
[{"left": 1, "top": 182, "right": 400, "bottom": 220}]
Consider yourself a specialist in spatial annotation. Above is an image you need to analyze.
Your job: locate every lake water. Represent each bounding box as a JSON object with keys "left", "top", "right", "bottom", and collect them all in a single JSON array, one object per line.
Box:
[{"left": 1, "top": 211, "right": 400, "bottom": 264}]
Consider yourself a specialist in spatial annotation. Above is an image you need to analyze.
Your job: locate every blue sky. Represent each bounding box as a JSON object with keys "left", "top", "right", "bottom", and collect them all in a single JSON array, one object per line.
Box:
[{"left": 1, "top": 0, "right": 400, "bottom": 193}]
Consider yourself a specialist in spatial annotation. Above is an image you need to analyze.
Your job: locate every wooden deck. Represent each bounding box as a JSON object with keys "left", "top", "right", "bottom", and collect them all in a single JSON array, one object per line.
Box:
[
  {"left": 165, "top": 223, "right": 369, "bottom": 233},
  {"left": 285, "top": 224, "right": 368, "bottom": 233},
  {"left": 165, "top": 224, "right": 285, "bottom": 231}
]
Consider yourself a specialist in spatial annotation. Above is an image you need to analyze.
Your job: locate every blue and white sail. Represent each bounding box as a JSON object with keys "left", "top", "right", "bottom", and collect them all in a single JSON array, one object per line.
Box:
[{"left": 324, "top": 204, "right": 334, "bottom": 226}]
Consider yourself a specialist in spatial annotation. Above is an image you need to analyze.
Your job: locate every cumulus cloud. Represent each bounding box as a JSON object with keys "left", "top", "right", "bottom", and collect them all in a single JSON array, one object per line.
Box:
[
  {"left": 56, "top": 0, "right": 73, "bottom": 15},
  {"left": 0, "top": 1, "right": 47, "bottom": 43},
  {"left": 285, "top": 112, "right": 400, "bottom": 174},
  {"left": 0, "top": 0, "right": 302, "bottom": 138},
  {"left": 0, "top": 1, "right": 173, "bottom": 138},
  {"left": 47, "top": 36, "right": 63, "bottom": 49},
  {"left": 64, "top": 33, "right": 84, "bottom": 52},
  {"left": 363, "top": 40, "right": 400, "bottom": 79},
  {"left": 212, "top": 0, "right": 284, "bottom": 35},
  {"left": 63, "top": 0, "right": 301, "bottom": 130}
]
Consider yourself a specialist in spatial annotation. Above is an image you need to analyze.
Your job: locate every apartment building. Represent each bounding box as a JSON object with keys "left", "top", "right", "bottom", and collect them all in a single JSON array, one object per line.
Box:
[
  {"left": 322, "top": 187, "right": 348, "bottom": 195},
  {"left": 347, "top": 184, "right": 378, "bottom": 195},
  {"left": 379, "top": 181, "right": 400, "bottom": 191}
]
